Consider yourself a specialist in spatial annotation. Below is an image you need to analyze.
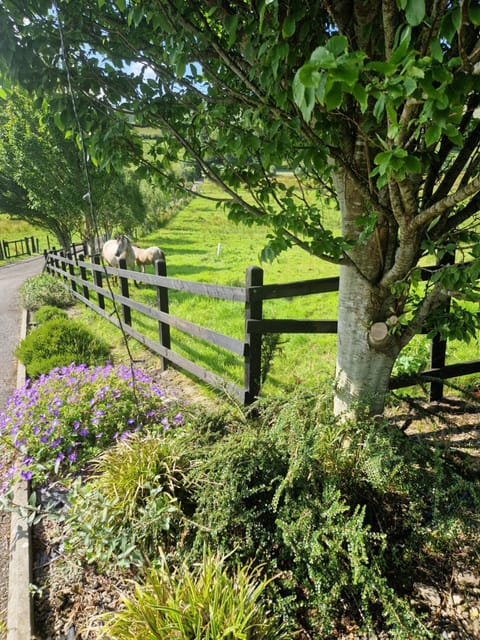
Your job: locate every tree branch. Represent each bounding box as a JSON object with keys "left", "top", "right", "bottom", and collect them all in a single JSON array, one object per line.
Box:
[{"left": 415, "top": 174, "right": 480, "bottom": 229}]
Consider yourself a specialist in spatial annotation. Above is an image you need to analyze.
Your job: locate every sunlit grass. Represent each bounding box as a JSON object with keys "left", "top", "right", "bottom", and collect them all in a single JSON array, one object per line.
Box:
[
  {"left": 0, "top": 214, "right": 63, "bottom": 261},
  {"left": 17, "top": 178, "right": 480, "bottom": 399}
]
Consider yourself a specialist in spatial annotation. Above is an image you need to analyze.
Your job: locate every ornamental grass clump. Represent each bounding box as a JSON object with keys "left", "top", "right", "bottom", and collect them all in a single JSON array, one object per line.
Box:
[
  {"left": 0, "top": 363, "right": 184, "bottom": 492},
  {"left": 64, "top": 433, "right": 192, "bottom": 570},
  {"left": 97, "top": 551, "right": 289, "bottom": 640}
]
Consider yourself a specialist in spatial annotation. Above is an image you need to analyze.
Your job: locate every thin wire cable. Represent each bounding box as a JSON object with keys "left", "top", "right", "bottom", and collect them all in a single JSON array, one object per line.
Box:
[{"left": 54, "top": 2, "right": 141, "bottom": 402}]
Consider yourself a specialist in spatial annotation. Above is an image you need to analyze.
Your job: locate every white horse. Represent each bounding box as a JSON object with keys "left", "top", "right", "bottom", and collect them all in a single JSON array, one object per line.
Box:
[
  {"left": 132, "top": 245, "right": 162, "bottom": 272},
  {"left": 101, "top": 235, "right": 137, "bottom": 284}
]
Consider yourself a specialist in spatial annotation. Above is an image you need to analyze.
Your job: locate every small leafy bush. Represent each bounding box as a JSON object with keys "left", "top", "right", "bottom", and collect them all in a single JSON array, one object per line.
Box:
[
  {"left": 19, "top": 273, "right": 74, "bottom": 310},
  {"left": 180, "top": 394, "right": 478, "bottom": 638},
  {"left": 15, "top": 317, "right": 111, "bottom": 377},
  {"left": 64, "top": 433, "right": 191, "bottom": 569},
  {"left": 392, "top": 337, "right": 430, "bottom": 378},
  {"left": 0, "top": 363, "right": 184, "bottom": 491},
  {"left": 33, "top": 305, "right": 68, "bottom": 324},
  {"left": 97, "top": 551, "right": 289, "bottom": 640}
]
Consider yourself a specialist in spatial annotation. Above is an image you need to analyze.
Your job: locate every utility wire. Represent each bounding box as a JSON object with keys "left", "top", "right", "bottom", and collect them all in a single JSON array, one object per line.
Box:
[{"left": 54, "top": 2, "right": 141, "bottom": 404}]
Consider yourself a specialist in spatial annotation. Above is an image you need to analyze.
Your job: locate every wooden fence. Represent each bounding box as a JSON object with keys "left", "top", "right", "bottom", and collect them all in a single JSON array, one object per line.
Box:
[
  {"left": 0, "top": 236, "right": 40, "bottom": 260},
  {"left": 44, "top": 248, "right": 480, "bottom": 405}
]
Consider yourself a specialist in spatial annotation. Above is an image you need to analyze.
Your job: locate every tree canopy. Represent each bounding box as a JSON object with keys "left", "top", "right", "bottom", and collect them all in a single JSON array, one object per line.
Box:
[
  {"left": 1, "top": 0, "right": 479, "bottom": 412},
  {"left": 0, "top": 88, "right": 147, "bottom": 249}
]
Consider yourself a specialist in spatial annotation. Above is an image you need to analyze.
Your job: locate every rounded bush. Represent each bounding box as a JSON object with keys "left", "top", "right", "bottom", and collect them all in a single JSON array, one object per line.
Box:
[
  {"left": 33, "top": 305, "right": 68, "bottom": 324},
  {"left": 15, "top": 317, "right": 111, "bottom": 378},
  {"left": 20, "top": 273, "right": 74, "bottom": 310}
]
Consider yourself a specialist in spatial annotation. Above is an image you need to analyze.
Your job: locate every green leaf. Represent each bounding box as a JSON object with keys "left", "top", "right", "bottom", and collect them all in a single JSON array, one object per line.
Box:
[
  {"left": 425, "top": 124, "right": 441, "bottom": 147},
  {"left": 352, "top": 84, "right": 368, "bottom": 112},
  {"left": 469, "top": 5, "right": 480, "bottom": 25},
  {"left": 282, "top": 15, "right": 296, "bottom": 39},
  {"left": 310, "top": 46, "right": 337, "bottom": 69},
  {"left": 403, "top": 154, "right": 421, "bottom": 173},
  {"left": 293, "top": 69, "right": 306, "bottom": 105},
  {"left": 390, "top": 26, "right": 412, "bottom": 65},
  {"left": 444, "top": 123, "right": 463, "bottom": 146},
  {"left": 430, "top": 38, "right": 443, "bottom": 62},
  {"left": 366, "top": 61, "right": 397, "bottom": 75},
  {"left": 298, "top": 63, "right": 321, "bottom": 88},
  {"left": 405, "top": 0, "right": 425, "bottom": 26},
  {"left": 224, "top": 14, "right": 239, "bottom": 48},
  {"left": 326, "top": 35, "right": 348, "bottom": 57},
  {"left": 403, "top": 76, "right": 417, "bottom": 96},
  {"left": 373, "top": 94, "right": 386, "bottom": 121},
  {"left": 324, "top": 82, "right": 343, "bottom": 111}
]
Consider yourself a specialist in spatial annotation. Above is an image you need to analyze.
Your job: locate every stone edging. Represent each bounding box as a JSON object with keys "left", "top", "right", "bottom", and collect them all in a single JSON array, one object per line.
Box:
[{"left": 7, "top": 308, "right": 33, "bottom": 639}]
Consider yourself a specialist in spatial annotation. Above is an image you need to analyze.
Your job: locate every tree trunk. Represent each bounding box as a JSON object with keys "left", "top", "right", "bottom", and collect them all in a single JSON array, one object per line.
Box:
[
  {"left": 332, "top": 148, "right": 400, "bottom": 416},
  {"left": 334, "top": 263, "right": 399, "bottom": 416}
]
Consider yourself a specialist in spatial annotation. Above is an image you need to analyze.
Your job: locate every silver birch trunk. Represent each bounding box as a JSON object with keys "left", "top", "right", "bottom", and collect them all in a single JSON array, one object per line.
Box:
[
  {"left": 334, "top": 263, "right": 398, "bottom": 416},
  {"left": 333, "top": 151, "right": 400, "bottom": 416}
]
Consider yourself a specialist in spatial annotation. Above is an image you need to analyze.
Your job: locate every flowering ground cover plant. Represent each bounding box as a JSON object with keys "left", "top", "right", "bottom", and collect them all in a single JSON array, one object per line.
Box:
[{"left": 0, "top": 363, "right": 183, "bottom": 493}]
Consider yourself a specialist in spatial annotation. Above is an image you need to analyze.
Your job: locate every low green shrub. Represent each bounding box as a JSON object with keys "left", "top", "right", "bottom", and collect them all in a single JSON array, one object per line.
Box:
[
  {"left": 33, "top": 305, "right": 68, "bottom": 324},
  {"left": 19, "top": 273, "right": 74, "bottom": 310},
  {"left": 176, "top": 394, "right": 478, "bottom": 638},
  {"left": 97, "top": 551, "right": 289, "bottom": 640},
  {"left": 10, "top": 384, "right": 478, "bottom": 638},
  {"left": 15, "top": 317, "right": 111, "bottom": 377}
]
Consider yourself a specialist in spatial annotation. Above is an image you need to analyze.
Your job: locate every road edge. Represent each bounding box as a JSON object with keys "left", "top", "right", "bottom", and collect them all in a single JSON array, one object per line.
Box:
[{"left": 7, "top": 307, "right": 33, "bottom": 640}]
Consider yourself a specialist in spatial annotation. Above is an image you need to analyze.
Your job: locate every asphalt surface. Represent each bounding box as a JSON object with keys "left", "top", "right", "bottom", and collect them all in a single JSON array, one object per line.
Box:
[{"left": 0, "top": 256, "right": 43, "bottom": 633}]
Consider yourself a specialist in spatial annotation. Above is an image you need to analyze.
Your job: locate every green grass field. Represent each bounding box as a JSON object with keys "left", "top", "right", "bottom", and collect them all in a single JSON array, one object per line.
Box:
[
  {"left": 5, "top": 181, "right": 480, "bottom": 401},
  {"left": 109, "top": 180, "right": 480, "bottom": 401},
  {"left": 0, "top": 215, "right": 55, "bottom": 261},
  {"left": 128, "top": 181, "right": 340, "bottom": 397}
]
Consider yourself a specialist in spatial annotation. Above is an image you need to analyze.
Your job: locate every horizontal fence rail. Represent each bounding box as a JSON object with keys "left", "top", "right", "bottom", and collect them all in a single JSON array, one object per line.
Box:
[{"left": 44, "top": 249, "right": 480, "bottom": 405}]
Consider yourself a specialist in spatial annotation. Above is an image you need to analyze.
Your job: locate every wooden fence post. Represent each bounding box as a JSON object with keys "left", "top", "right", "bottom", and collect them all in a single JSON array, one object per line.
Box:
[
  {"left": 429, "top": 251, "right": 455, "bottom": 402},
  {"left": 59, "top": 251, "right": 68, "bottom": 283},
  {"left": 244, "top": 266, "right": 263, "bottom": 405},
  {"left": 93, "top": 255, "right": 105, "bottom": 310},
  {"left": 78, "top": 254, "right": 90, "bottom": 301},
  {"left": 67, "top": 253, "right": 77, "bottom": 294},
  {"left": 118, "top": 258, "right": 132, "bottom": 326},
  {"left": 155, "top": 251, "right": 170, "bottom": 370}
]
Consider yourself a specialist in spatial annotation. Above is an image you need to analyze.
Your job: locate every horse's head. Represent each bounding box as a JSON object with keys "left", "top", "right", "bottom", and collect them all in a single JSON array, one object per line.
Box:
[{"left": 114, "top": 234, "right": 131, "bottom": 257}]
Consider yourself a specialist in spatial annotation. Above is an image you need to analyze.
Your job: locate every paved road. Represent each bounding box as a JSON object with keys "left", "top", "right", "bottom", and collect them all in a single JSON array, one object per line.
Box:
[
  {"left": 0, "top": 256, "right": 43, "bottom": 408},
  {"left": 0, "top": 255, "right": 43, "bottom": 632}
]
